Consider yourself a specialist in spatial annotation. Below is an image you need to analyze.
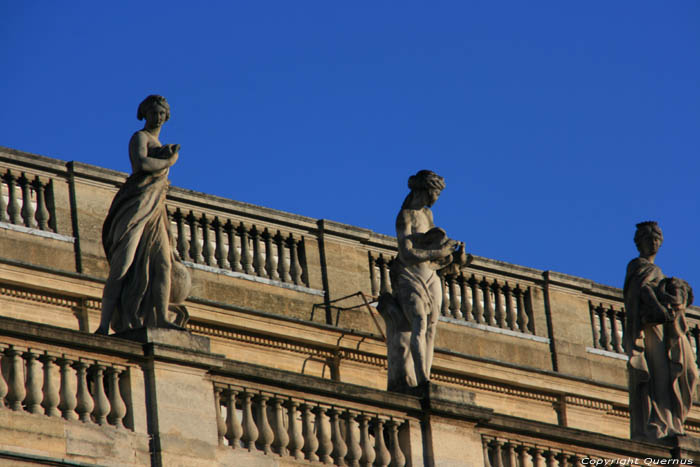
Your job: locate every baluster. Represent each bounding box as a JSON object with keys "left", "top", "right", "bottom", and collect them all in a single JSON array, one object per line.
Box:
[
  {"left": 330, "top": 408, "right": 347, "bottom": 466},
  {"left": 448, "top": 274, "right": 462, "bottom": 319},
  {"left": 0, "top": 345, "right": 7, "bottom": 408},
  {"left": 301, "top": 403, "right": 319, "bottom": 461},
  {"left": 173, "top": 209, "right": 190, "bottom": 261},
  {"left": 286, "top": 399, "right": 304, "bottom": 460},
  {"left": 544, "top": 450, "right": 557, "bottom": 467},
  {"left": 58, "top": 357, "right": 78, "bottom": 420},
  {"left": 6, "top": 171, "right": 22, "bottom": 224},
  {"left": 504, "top": 284, "right": 516, "bottom": 330},
  {"left": 369, "top": 254, "right": 380, "bottom": 297},
  {"left": 22, "top": 350, "right": 42, "bottom": 414},
  {"left": 483, "top": 438, "right": 493, "bottom": 467},
  {"left": 493, "top": 281, "right": 505, "bottom": 328},
  {"left": 482, "top": 278, "right": 495, "bottom": 326},
  {"left": 187, "top": 211, "right": 204, "bottom": 264},
  {"left": 251, "top": 227, "right": 266, "bottom": 277},
  {"left": 226, "top": 221, "right": 242, "bottom": 272},
  {"left": 225, "top": 388, "right": 243, "bottom": 449},
  {"left": 490, "top": 439, "right": 504, "bottom": 467},
  {"left": 515, "top": 445, "right": 533, "bottom": 467},
  {"left": 40, "top": 354, "right": 60, "bottom": 417},
  {"left": 589, "top": 302, "right": 600, "bottom": 349},
  {"left": 263, "top": 229, "right": 280, "bottom": 281},
  {"left": 241, "top": 391, "right": 259, "bottom": 451},
  {"left": 107, "top": 367, "right": 126, "bottom": 428},
  {"left": 74, "top": 360, "right": 93, "bottom": 422},
  {"left": 92, "top": 364, "right": 110, "bottom": 425},
  {"left": 200, "top": 214, "right": 215, "bottom": 266},
  {"left": 609, "top": 308, "right": 622, "bottom": 353},
  {"left": 568, "top": 454, "right": 583, "bottom": 466},
  {"left": 6, "top": 346, "right": 26, "bottom": 411},
  {"left": 255, "top": 395, "right": 274, "bottom": 454},
  {"left": 240, "top": 223, "right": 255, "bottom": 275},
  {"left": 516, "top": 286, "right": 530, "bottom": 333},
  {"left": 314, "top": 406, "right": 332, "bottom": 464},
  {"left": 556, "top": 452, "right": 571, "bottom": 467},
  {"left": 470, "top": 275, "right": 484, "bottom": 323},
  {"left": 440, "top": 274, "right": 450, "bottom": 317},
  {"left": 212, "top": 217, "right": 230, "bottom": 269},
  {"left": 503, "top": 442, "right": 517, "bottom": 467},
  {"left": 344, "top": 411, "right": 362, "bottom": 467},
  {"left": 289, "top": 235, "right": 303, "bottom": 285},
  {"left": 358, "top": 414, "right": 374, "bottom": 467},
  {"left": 0, "top": 175, "right": 8, "bottom": 223},
  {"left": 276, "top": 232, "right": 291, "bottom": 283},
  {"left": 378, "top": 255, "right": 390, "bottom": 295},
  {"left": 19, "top": 174, "right": 37, "bottom": 228},
  {"left": 34, "top": 177, "right": 49, "bottom": 230},
  {"left": 530, "top": 447, "right": 545, "bottom": 467},
  {"left": 460, "top": 274, "right": 471, "bottom": 321},
  {"left": 387, "top": 419, "right": 405, "bottom": 467},
  {"left": 214, "top": 387, "right": 226, "bottom": 445},
  {"left": 298, "top": 238, "right": 308, "bottom": 286},
  {"left": 597, "top": 305, "right": 610, "bottom": 350},
  {"left": 271, "top": 395, "right": 289, "bottom": 456},
  {"left": 374, "top": 418, "right": 391, "bottom": 467}
]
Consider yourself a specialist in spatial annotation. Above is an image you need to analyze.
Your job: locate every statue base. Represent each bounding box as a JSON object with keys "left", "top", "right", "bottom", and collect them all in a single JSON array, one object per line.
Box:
[
  {"left": 670, "top": 434, "right": 700, "bottom": 459},
  {"left": 115, "top": 327, "right": 210, "bottom": 353}
]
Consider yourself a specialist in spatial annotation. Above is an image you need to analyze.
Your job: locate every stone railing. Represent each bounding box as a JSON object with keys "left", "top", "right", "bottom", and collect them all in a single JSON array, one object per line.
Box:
[
  {"left": 588, "top": 300, "right": 626, "bottom": 355},
  {"left": 587, "top": 296, "right": 700, "bottom": 365},
  {"left": 0, "top": 166, "right": 57, "bottom": 233},
  {"left": 167, "top": 206, "right": 309, "bottom": 287},
  {"left": 212, "top": 381, "right": 408, "bottom": 466},
  {"left": 368, "top": 251, "right": 537, "bottom": 336},
  {"left": 0, "top": 341, "right": 131, "bottom": 430},
  {"left": 482, "top": 436, "right": 590, "bottom": 466}
]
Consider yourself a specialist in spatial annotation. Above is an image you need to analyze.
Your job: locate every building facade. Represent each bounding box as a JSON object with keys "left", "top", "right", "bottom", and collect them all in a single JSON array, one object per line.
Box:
[{"left": 0, "top": 146, "right": 698, "bottom": 466}]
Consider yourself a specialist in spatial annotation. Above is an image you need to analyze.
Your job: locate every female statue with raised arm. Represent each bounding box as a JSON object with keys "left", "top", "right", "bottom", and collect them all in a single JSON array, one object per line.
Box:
[
  {"left": 378, "top": 170, "right": 466, "bottom": 393},
  {"left": 96, "top": 95, "right": 190, "bottom": 335},
  {"left": 623, "top": 221, "right": 698, "bottom": 441}
]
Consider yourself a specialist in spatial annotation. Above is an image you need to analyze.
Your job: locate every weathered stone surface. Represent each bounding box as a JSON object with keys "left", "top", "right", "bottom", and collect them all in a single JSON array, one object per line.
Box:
[
  {"left": 623, "top": 221, "right": 698, "bottom": 442},
  {"left": 378, "top": 170, "right": 467, "bottom": 392},
  {"left": 116, "top": 327, "right": 211, "bottom": 353},
  {"left": 97, "top": 95, "right": 191, "bottom": 335}
]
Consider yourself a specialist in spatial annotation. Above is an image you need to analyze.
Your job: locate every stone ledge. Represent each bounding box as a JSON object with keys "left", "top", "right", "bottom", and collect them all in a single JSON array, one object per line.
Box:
[
  {"left": 184, "top": 261, "right": 324, "bottom": 296},
  {"left": 586, "top": 347, "right": 629, "bottom": 361},
  {"left": 440, "top": 316, "right": 550, "bottom": 343},
  {"left": 0, "top": 222, "right": 75, "bottom": 243}
]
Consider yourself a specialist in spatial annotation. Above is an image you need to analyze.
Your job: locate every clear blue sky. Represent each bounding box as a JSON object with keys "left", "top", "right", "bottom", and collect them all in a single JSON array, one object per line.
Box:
[{"left": 2, "top": 2, "right": 699, "bottom": 290}]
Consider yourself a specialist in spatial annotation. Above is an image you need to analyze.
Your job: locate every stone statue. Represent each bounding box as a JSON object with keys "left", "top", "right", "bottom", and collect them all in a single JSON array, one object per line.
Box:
[
  {"left": 623, "top": 221, "right": 698, "bottom": 442},
  {"left": 378, "top": 170, "right": 467, "bottom": 393},
  {"left": 96, "top": 95, "right": 191, "bottom": 335}
]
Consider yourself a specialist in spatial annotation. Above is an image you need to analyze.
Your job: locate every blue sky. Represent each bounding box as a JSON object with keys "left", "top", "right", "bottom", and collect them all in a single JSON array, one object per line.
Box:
[{"left": 2, "top": 2, "right": 699, "bottom": 290}]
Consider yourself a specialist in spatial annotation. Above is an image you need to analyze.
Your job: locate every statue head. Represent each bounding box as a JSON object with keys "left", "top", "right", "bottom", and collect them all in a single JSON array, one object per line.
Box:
[
  {"left": 405, "top": 170, "right": 446, "bottom": 208},
  {"left": 634, "top": 221, "right": 663, "bottom": 257},
  {"left": 137, "top": 95, "right": 170, "bottom": 123}
]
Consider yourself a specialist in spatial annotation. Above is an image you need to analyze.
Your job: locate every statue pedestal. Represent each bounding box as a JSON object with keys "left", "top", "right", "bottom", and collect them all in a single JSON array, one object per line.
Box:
[
  {"left": 115, "top": 327, "right": 211, "bottom": 353},
  {"left": 669, "top": 435, "right": 700, "bottom": 460}
]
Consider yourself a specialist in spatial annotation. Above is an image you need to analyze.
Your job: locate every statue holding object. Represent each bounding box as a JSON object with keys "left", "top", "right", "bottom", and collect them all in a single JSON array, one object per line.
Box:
[
  {"left": 623, "top": 221, "right": 698, "bottom": 442},
  {"left": 96, "top": 95, "right": 191, "bottom": 335},
  {"left": 378, "top": 170, "right": 467, "bottom": 393}
]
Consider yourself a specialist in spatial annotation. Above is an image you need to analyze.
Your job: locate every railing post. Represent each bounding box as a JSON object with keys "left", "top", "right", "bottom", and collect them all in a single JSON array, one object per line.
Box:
[
  {"left": 40, "top": 353, "right": 60, "bottom": 417},
  {"left": 276, "top": 231, "right": 291, "bottom": 283},
  {"left": 107, "top": 366, "right": 127, "bottom": 428},
  {"left": 226, "top": 221, "right": 242, "bottom": 272},
  {"left": 271, "top": 395, "right": 289, "bottom": 456},
  {"left": 255, "top": 394, "right": 274, "bottom": 455},
  {"left": 386, "top": 419, "right": 405, "bottom": 467},
  {"left": 212, "top": 217, "right": 230, "bottom": 270},
  {"left": 74, "top": 360, "right": 93, "bottom": 422},
  {"left": 301, "top": 403, "right": 319, "bottom": 461},
  {"left": 23, "top": 349, "right": 43, "bottom": 414},
  {"left": 344, "top": 411, "right": 361, "bottom": 467},
  {"left": 58, "top": 357, "right": 78, "bottom": 420},
  {"left": 19, "top": 173, "right": 37, "bottom": 228},
  {"left": 225, "top": 388, "right": 243, "bottom": 449},
  {"left": 264, "top": 229, "right": 280, "bottom": 281},
  {"left": 214, "top": 386, "right": 226, "bottom": 445},
  {"left": 330, "top": 408, "right": 347, "bottom": 466},
  {"left": 358, "top": 413, "right": 375, "bottom": 467},
  {"left": 6, "top": 346, "right": 26, "bottom": 411},
  {"left": 91, "top": 363, "right": 110, "bottom": 426},
  {"left": 240, "top": 223, "right": 255, "bottom": 275},
  {"left": 34, "top": 176, "right": 50, "bottom": 230},
  {"left": 241, "top": 390, "right": 259, "bottom": 451},
  {"left": 286, "top": 399, "right": 304, "bottom": 460},
  {"left": 459, "top": 274, "right": 472, "bottom": 321},
  {"left": 374, "top": 417, "right": 391, "bottom": 467}
]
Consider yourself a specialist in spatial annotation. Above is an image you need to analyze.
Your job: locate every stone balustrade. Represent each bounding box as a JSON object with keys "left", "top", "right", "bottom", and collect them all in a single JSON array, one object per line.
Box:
[
  {"left": 0, "top": 167, "right": 57, "bottom": 233},
  {"left": 168, "top": 206, "right": 309, "bottom": 287},
  {"left": 0, "top": 342, "right": 131, "bottom": 430},
  {"left": 482, "top": 436, "right": 589, "bottom": 466},
  {"left": 368, "top": 251, "right": 537, "bottom": 336},
  {"left": 213, "top": 382, "right": 407, "bottom": 466},
  {"left": 588, "top": 301, "right": 626, "bottom": 355}
]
